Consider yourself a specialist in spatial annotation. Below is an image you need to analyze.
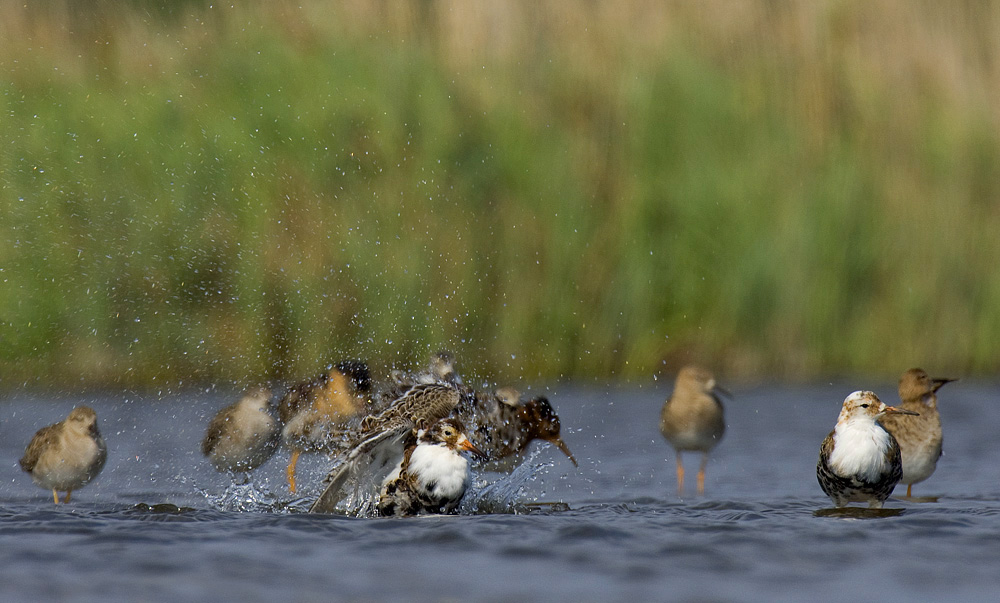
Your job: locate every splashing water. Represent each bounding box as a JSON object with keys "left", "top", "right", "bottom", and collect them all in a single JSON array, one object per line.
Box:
[
  {"left": 462, "top": 448, "right": 557, "bottom": 515},
  {"left": 198, "top": 479, "right": 285, "bottom": 513},
  {"left": 276, "top": 446, "right": 560, "bottom": 517}
]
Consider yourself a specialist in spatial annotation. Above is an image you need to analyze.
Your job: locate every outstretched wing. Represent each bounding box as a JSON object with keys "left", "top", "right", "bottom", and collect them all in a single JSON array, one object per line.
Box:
[
  {"left": 309, "top": 383, "right": 465, "bottom": 514},
  {"left": 368, "top": 383, "right": 462, "bottom": 428},
  {"left": 308, "top": 425, "right": 411, "bottom": 514}
]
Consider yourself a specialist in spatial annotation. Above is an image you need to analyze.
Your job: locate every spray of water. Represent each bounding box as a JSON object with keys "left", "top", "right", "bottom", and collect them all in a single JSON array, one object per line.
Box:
[
  {"left": 462, "top": 448, "right": 556, "bottom": 515},
  {"left": 196, "top": 478, "right": 284, "bottom": 513}
]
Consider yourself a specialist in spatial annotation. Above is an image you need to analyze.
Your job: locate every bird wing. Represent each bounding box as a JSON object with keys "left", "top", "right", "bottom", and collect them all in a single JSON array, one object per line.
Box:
[
  {"left": 308, "top": 425, "right": 411, "bottom": 514},
  {"left": 885, "top": 435, "right": 904, "bottom": 483},
  {"left": 201, "top": 405, "right": 235, "bottom": 456},
  {"left": 816, "top": 430, "right": 843, "bottom": 497},
  {"left": 308, "top": 384, "right": 464, "bottom": 514},
  {"left": 378, "top": 383, "right": 462, "bottom": 424},
  {"left": 818, "top": 431, "right": 835, "bottom": 467},
  {"left": 19, "top": 423, "right": 60, "bottom": 473}
]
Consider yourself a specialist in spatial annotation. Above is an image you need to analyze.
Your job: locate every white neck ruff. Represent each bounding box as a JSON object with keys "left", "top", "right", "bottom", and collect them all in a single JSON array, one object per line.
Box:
[
  {"left": 828, "top": 419, "right": 893, "bottom": 481},
  {"left": 408, "top": 442, "right": 470, "bottom": 499}
]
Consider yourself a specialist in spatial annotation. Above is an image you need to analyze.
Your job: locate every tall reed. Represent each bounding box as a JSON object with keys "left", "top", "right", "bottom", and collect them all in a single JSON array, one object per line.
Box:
[{"left": 2, "top": 1, "right": 999, "bottom": 387}]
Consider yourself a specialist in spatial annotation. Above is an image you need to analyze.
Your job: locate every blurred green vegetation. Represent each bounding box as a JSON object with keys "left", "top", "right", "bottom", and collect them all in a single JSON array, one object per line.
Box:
[{"left": 2, "top": 1, "right": 999, "bottom": 388}]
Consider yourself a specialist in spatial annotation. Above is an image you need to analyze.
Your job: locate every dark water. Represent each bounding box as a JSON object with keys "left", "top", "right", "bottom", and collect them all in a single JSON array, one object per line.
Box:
[{"left": 1, "top": 381, "right": 998, "bottom": 602}]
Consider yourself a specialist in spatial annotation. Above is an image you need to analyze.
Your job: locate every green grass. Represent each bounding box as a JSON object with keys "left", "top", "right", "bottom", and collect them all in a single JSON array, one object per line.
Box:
[{"left": 2, "top": 1, "right": 1000, "bottom": 387}]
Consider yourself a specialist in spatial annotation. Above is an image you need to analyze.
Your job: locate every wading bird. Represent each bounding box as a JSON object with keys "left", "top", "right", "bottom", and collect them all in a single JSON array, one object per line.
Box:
[
  {"left": 817, "top": 391, "right": 918, "bottom": 508},
  {"left": 20, "top": 406, "right": 107, "bottom": 504},
  {"left": 202, "top": 386, "right": 280, "bottom": 480},
  {"left": 279, "top": 360, "right": 372, "bottom": 493},
  {"left": 660, "top": 365, "right": 727, "bottom": 496},
  {"left": 879, "top": 368, "right": 955, "bottom": 497},
  {"left": 377, "top": 417, "right": 483, "bottom": 517}
]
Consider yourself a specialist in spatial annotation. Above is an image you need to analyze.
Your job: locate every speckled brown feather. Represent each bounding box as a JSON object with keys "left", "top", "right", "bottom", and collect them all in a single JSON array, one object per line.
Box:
[
  {"left": 19, "top": 423, "right": 60, "bottom": 473},
  {"left": 309, "top": 384, "right": 467, "bottom": 513},
  {"left": 452, "top": 390, "right": 576, "bottom": 467},
  {"left": 375, "top": 437, "right": 420, "bottom": 517},
  {"left": 357, "top": 383, "right": 464, "bottom": 437},
  {"left": 380, "top": 351, "right": 463, "bottom": 409}
]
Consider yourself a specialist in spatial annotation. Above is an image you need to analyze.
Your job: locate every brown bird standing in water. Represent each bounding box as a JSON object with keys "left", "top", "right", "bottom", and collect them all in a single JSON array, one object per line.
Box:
[
  {"left": 279, "top": 360, "right": 372, "bottom": 493},
  {"left": 660, "top": 365, "right": 727, "bottom": 496},
  {"left": 879, "top": 368, "right": 955, "bottom": 497},
  {"left": 20, "top": 406, "right": 107, "bottom": 504},
  {"left": 202, "top": 386, "right": 280, "bottom": 480}
]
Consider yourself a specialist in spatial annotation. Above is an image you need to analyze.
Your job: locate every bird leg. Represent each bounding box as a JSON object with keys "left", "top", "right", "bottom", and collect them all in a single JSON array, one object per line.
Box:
[
  {"left": 64, "top": 490, "right": 72, "bottom": 503},
  {"left": 675, "top": 453, "right": 685, "bottom": 496},
  {"left": 52, "top": 489, "right": 59, "bottom": 504},
  {"left": 697, "top": 453, "right": 709, "bottom": 496},
  {"left": 287, "top": 449, "right": 301, "bottom": 493},
  {"left": 906, "top": 484, "right": 912, "bottom": 498}
]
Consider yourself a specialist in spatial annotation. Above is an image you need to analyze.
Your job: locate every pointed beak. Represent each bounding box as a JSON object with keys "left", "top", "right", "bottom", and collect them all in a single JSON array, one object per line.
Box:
[
  {"left": 932, "top": 378, "right": 957, "bottom": 393},
  {"left": 546, "top": 436, "right": 578, "bottom": 467},
  {"left": 713, "top": 385, "right": 732, "bottom": 399},
  {"left": 883, "top": 405, "right": 920, "bottom": 416},
  {"left": 458, "top": 437, "right": 487, "bottom": 459}
]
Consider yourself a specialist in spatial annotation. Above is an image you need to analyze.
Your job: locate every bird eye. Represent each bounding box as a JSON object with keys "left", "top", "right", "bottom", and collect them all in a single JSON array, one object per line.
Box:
[{"left": 860, "top": 403, "right": 869, "bottom": 408}]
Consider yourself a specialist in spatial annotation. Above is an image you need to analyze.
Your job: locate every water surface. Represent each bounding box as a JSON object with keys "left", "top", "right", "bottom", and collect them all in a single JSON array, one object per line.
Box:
[{"left": 1, "top": 381, "right": 997, "bottom": 602}]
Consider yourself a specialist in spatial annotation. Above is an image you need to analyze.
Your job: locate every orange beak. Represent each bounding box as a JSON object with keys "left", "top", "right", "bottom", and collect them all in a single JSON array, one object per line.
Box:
[
  {"left": 458, "top": 437, "right": 487, "bottom": 459},
  {"left": 546, "top": 436, "right": 578, "bottom": 467}
]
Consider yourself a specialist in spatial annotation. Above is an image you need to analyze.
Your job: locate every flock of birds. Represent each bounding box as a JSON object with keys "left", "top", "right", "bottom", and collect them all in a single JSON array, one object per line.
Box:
[
  {"left": 17, "top": 353, "right": 952, "bottom": 515},
  {"left": 659, "top": 366, "right": 952, "bottom": 508},
  {"left": 18, "top": 352, "right": 577, "bottom": 516}
]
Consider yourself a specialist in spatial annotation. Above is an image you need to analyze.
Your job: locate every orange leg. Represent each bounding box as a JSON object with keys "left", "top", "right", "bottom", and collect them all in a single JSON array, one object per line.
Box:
[
  {"left": 906, "top": 484, "right": 912, "bottom": 498},
  {"left": 697, "top": 453, "right": 709, "bottom": 496},
  {"left": 52, "top": 489, "right": 59, "bottom": 504},
  {"left": 64, "top": 490, "right": 72, "bottom": 504},
  {"left": 675, "top": 453, "right": 685, "bottom": 496},
  {"left": 287, "top": 449, "right": 301, "bottom": 493}
]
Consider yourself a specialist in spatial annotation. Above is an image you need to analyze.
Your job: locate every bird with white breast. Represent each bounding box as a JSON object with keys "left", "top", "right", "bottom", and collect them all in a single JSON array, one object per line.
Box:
[{"left": 817, "top": 390, "right": 918, "bottom": 508}]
